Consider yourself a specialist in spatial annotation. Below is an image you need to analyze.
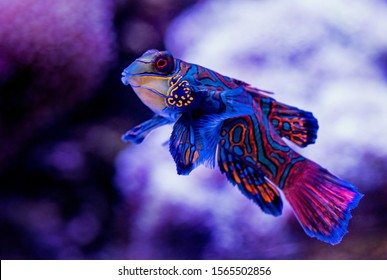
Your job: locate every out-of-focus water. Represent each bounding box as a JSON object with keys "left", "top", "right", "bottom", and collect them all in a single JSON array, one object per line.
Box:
[{"left": 1, "top": 0, "right": 386, "bottom": 259}]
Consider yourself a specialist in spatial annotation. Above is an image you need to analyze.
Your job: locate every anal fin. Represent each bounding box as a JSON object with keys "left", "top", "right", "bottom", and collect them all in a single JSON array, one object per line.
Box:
[{"left": 218, "top": 143, "right": 283, "bottom": 216}]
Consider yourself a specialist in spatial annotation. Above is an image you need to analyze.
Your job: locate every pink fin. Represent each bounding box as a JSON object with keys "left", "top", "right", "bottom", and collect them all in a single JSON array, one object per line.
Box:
[{"left": 283, "top": 160, "right": 363, "bottom": 245}]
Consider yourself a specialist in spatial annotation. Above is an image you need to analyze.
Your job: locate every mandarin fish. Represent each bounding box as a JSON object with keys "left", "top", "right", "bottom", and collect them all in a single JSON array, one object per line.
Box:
[{"left": 120, "top": 49, "right": 363, "bottom": 245}]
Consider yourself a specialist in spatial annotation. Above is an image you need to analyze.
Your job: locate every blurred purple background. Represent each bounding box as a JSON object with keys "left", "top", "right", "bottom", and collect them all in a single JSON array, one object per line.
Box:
[{"left": 1, "top": 0, "right": 386, "bottom": 259}]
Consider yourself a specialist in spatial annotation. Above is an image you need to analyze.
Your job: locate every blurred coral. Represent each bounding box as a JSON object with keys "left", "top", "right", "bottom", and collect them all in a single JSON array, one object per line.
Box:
[{"left": 0, "top": 0, "right": 115, "bottom": 167}]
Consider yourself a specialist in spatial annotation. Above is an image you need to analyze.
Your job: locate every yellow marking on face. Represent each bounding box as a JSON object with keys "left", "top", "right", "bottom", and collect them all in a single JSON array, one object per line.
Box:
[
  {"left": 167, "top": 97, "right": 176, "bottom": 105},
  {"left": 128, "top": 74, "right": 171, "bottom": 97},
  {"left": 166, "top": 79, "right": 195, "bottom": 109},
  {"left": 128, "top": 74, "right": 173, "bottom": 114}
]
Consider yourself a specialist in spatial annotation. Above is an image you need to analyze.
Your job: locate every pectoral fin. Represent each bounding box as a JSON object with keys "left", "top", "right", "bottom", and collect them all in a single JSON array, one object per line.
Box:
[
  {"left": 169, "top": 113, "right": 223, "bottom": 175},
  {"left": 122, "top": 115, "right": 172, "bottom": 144},
  {"left": 169, "top": 114, "right": 201, "bottom": 175}
]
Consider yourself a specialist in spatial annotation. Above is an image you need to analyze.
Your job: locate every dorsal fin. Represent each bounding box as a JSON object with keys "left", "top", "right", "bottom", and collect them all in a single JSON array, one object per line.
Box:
[{"left": 269, "top": 102, "right": 319, "bottom": 147}]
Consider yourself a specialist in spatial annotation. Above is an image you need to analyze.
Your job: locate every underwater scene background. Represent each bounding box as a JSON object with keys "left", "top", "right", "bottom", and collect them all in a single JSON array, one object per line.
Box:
[{"left": 1, "top": 0, "right": 386, "bottom": 259}]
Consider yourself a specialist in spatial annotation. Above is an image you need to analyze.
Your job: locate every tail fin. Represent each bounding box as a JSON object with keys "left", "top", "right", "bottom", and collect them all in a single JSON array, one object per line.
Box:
[{"left": 282, "top": 159, "right": 363, "bottom": 245}]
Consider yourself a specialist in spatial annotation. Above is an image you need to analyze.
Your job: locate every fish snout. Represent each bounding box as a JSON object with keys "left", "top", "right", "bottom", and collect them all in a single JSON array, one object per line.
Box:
[
  {"left": 121, "top": 69, "right": 130, "bottom": 86},
  {"left": 121, "top": 59, "right": 150, "bottom": 86}
]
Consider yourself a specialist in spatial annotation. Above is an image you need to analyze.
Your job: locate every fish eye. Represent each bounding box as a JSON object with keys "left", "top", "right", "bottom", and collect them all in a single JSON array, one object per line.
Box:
[
  {"left": 154, "top": 53, "right": 174, "bottom": 74},
  {"left": 156, "top": 58, "right": 167, "bottom": 69}
]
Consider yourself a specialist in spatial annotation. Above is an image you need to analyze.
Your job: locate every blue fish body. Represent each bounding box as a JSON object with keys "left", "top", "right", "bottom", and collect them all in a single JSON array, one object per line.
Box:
[{"left": 121, "top": 49, "right": 363, "bottom": 245}]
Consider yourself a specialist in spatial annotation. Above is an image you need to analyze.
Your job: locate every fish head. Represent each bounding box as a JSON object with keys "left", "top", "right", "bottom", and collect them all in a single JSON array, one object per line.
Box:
[{"left": 121, "top": 49, "right": 176, "bottom": 115}]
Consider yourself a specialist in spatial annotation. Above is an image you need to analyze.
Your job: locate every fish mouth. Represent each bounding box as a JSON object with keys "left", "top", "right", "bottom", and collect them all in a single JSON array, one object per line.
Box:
[
  {"left": 121, "top": 70, "right": 144, "bottom": 87},
  {"left": 121, "top": 70, "right": 130, "bottom": 86}
]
